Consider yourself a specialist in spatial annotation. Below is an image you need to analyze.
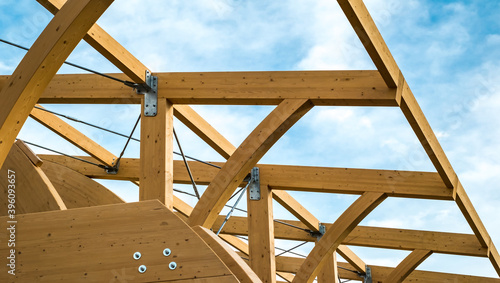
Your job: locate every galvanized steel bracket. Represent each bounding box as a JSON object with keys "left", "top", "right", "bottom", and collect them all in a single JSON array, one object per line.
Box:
[
  {"left": 248, "top": 167, "right": 260, "bottom": 201},
  {"left": 135, "top": 70, "right": 158, "bottom": 117}
]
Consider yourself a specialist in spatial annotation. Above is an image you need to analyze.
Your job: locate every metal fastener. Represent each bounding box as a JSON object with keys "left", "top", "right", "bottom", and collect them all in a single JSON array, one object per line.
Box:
[
  {"left": 163, "top": 248, "right": 171, "bottom": 256},
  {"left": 169, "top": 262, "right": 177, "bottom": 270},
  {"left": 133, "top": 252, "right": 141, "bottom": 260},
  {"left": 138, "top": 265, "right": 147, "bottom": 273}
]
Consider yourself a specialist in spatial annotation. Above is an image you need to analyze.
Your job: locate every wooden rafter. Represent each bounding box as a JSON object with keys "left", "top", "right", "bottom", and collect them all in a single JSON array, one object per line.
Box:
[
  {"left": 30, "top": 105, "right": 117, "bottom": 166},
  {"left": 0, "top": 0, "right": 114, "bottom": 168}
]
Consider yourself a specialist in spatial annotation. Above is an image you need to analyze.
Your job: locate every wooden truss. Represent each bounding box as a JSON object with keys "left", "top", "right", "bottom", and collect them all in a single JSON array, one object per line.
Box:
[{"left": 1, "top": 0, "right": 499, "bottom": 282}]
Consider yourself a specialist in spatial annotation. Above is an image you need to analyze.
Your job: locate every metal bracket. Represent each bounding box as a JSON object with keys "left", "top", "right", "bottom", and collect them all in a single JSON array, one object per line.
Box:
[
  {"left": 105, "top": 160, "right": 119, "bottom": 175},
  {"left": 248, "top": 167, "right": 260, "bottom": 200},
  {"left": 135, "top": 70, "right": 158, "bottom": 117},
  {"left": 363, "top": 266, "right": 372, "bottom": 283},
  {"left": 311, "top": 223, "right": 326, "bottom": 239}
]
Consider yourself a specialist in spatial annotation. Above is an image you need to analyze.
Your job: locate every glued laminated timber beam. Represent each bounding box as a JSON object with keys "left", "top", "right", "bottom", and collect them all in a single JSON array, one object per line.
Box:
[{"left": 0, "top": 0, "right": 114, "bottom": 168}]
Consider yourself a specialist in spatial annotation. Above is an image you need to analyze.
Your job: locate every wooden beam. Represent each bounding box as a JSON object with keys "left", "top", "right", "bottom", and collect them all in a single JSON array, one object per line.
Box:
[
  {"left": 0, "top": 71, "right": 398, "bottom": 105},
  {"left": 454, "top": 181, "right": 491, "bottom": 248},
  {"left": 193, "top": 226, "right": 262, "bottom": 283},
  {"left": 37, "top": 155, "right": 453, "bottom": 200},
  {"left": 248, "top": 184, "right": 276, "bottom": 283},
  {"left": 174, "top": 104, "right": 236, "bottom": 159},
  {"left": 36, "top": 0, "right": 148, "bottom": 84},
  {"left": 384, "top": 249, "right": 433, "bottom": 283},
  {"left": 213, "top": 215, "right": 487, "bottom": 257},
  {"left": 277, "top": 272, "right": 295, "bottom": 283},
  {"left": 337, "top": 0, "right": 400, "bottom": 87},
  {"left": 272, "top": 190, "right": 320, "bottom": 232},
  {"left": 0, "top": 201, "right": 239, "bottom": 282},
  {"left": 275, "top": 256, "right": 500, "bottom": 283},
  {"left": 1, "top": 143, "right": 66, "bottom": 216},
  {"left": 0, "top": 0, "right": 114, "bottom": 168},
  {"left": 336, "top": 245, "right": 366, "bottom": 274},
  {"left": 400, "top": 84, "right": 457, "bottom": 188},
  {"left": 189, "top": 99, "right": 314, "bottom": 228},
  {"left": 41, "top": 160, "right": 124, "bottom": 209},
  {"left": 317, "top": 253, "right": 339, "bottom": 283},
  {"left": 220, "top": 235, "right": 250, "bottom": 256},
  {"left": 489, "top": 243, "right": 500, "bottom": 277},
  {"left": 140, "top": 99, "right": 174, "bottom": 209},
  {"left": 30, "top": 105, "right": 117, "bottom": 166},
  {"left": 293, "top": 192, "right": 386, "bottom": 282},
  {"left": 39, "top": 155, "right": 222, "bottom": 184},
  {"left": 266, "top": 164, "right": 452, "bottom": 200}
]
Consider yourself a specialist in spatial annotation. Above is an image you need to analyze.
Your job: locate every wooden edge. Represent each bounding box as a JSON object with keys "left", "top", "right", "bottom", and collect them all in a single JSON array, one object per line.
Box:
[
  {"left": 36, "top": 0, "right": 148, "bottom": 84},
  {"left": 15, "top": 139, "right": 43, "bottom": 167},
  {"left": 277, "top": 271, "right": 295, "bottom": 283},
  {"left": 337, "top": 0, "right": 400, "bottom": 88},
  {"left": 489, "top": 242, "right": 500, "bottom": 277},
  {"left": 220, "top": 234, "right": 250, "bottom": 256},
  {"left": 385, "top": 249, "right": 433, "bottom": 283},
  {"left": 174, "top": 104, "right": 236, "bottom": 159},
  {"left": 272, "top": 190, "right": 319, "bottom": 232},
  {"left": 293, "top": 192, "right": 387, "bottom": 282},
  {"left": 192, "top": 226, "right": 262, "bottom": 283},
  {"left": 400, "top": 84, "right": 457, "bottom": 188},
  {"left": 29, "top": 104, "right": 117, "bottom": 166},
  {"left": 454, "top": 181, "right": 491, "bottom": 247},
  {"left": 337, "top": 245, "right": 366, "bottom": 274}
]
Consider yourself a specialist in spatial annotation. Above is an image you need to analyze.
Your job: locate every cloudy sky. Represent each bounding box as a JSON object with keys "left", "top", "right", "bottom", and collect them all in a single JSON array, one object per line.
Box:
[{"left": 1, "top": 0, "right": 500, "bottom": 279}]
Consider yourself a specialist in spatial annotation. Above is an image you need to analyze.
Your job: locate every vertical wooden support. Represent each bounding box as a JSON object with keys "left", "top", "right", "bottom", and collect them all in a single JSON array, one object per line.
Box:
[
  {"left": 248, "top": 183, "right": 276, "bottom": 283},
  {"left": 140, "top": 98, "right": 174, "bottom": 209},
  {"left": 317, "top": 253, "right": 340, "bottom": 283}
]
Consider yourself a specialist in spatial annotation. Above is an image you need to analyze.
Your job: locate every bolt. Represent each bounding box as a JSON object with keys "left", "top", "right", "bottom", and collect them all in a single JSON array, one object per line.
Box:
[{"left": 163, "top": 248, "right": 171, "bottom": 257}]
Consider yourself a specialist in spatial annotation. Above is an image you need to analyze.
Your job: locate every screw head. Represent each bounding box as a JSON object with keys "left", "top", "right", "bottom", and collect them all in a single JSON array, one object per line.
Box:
[
  {"left": 138, "top": 265, "right": 147, "bottom": 273},
  {"left": 133, "top": 252, "right": 141, "bottom": 260},
  {"left": 169, "top": 262, "right": 177, "bottom": 270},
  {"left": 163, "top": 248, "right": 171, "bottom": 257}
]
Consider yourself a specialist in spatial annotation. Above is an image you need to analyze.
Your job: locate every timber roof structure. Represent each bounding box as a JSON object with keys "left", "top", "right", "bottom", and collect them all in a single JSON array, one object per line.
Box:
[{"left": 1, "top": 0, "right": 499, "bottom": 282}]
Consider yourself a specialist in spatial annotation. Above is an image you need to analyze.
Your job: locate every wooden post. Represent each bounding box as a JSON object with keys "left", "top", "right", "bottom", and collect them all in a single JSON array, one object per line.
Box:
[
  {"left": 248, "top": 183, "right": 276, "bottom": 283},
  {"left": 317, "top": 253, "right": 339, "bottom": 283},
  {"left": 139, "top": 98, "right": 174, "bottom": 209}
]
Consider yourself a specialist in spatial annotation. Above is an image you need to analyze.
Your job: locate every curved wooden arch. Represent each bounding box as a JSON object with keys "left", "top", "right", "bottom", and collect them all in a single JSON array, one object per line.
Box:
[
  {"left": 0, "top": 0, "right": 114, "bottom": 168},
  {"left": 385, "top": 249, "right": 433, "bottom": 283},
  {"left": 293, "top": 192, "right": 387, "bottom": 282},
  {"left": 189, "top": 98, "right": 314, "bottom": 228},
  {"left": 1, "top": 142, "right": 66, "bottom": 215}
]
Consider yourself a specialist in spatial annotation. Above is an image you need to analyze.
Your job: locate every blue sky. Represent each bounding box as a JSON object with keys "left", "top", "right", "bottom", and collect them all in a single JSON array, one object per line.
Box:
[{"left": 1, "top": 0, "right": 500, "bottom": 280}]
